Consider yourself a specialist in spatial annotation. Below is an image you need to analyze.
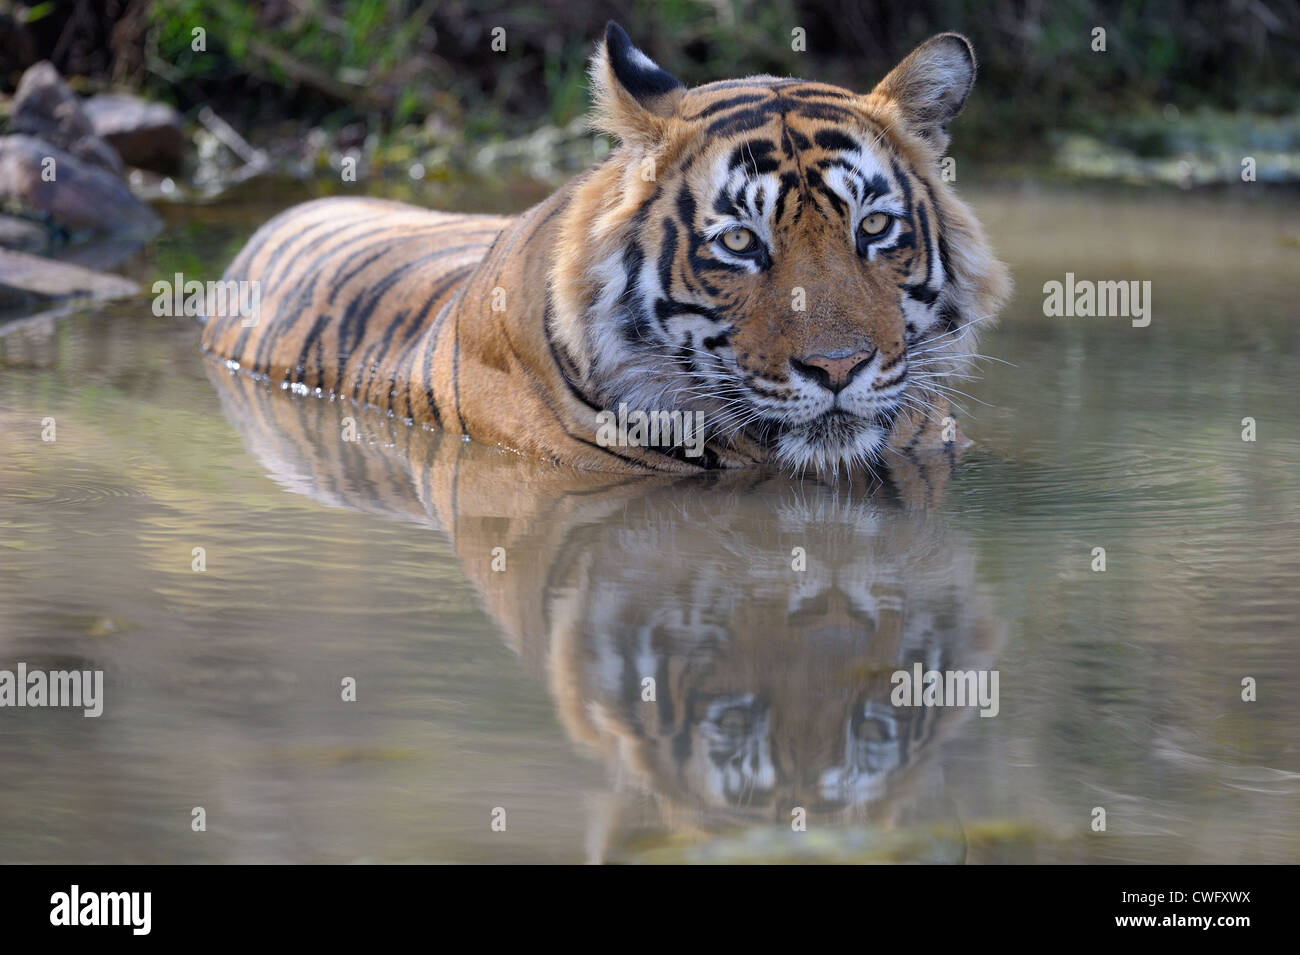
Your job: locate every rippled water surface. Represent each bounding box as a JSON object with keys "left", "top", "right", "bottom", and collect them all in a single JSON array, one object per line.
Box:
[{"left": 1, "top": 180, "right": 1297, "bottom": 863}]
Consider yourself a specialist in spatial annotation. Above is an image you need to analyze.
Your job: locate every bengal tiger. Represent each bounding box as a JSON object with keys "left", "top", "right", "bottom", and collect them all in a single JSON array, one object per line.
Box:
[{"left": 203, "top": 22, "right": 1011, "bottom": 478}]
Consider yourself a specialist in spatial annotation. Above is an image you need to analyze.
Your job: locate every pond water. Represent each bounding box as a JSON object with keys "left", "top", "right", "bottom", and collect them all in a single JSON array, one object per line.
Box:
[{"left": 1, "top": 177, "right": 1297, "bottom": 863}]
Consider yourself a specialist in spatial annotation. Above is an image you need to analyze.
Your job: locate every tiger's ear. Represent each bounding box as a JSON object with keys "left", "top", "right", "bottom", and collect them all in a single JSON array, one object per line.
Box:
[
  {"left": 869, "top": 33, "right": 975, "bottom": 153},
  {"left": 589, "top": 22, "right": 685, "bottom": 146}
]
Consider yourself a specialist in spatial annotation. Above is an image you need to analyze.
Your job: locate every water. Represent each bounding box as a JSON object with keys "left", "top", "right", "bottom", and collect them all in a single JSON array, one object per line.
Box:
[{"left": 1, "top": 178, "right": 1297, "bottom": 863}]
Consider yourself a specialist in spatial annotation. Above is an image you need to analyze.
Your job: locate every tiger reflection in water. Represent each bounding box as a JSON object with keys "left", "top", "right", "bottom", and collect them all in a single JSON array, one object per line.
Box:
[{"left": 209, "top": 365, "right": 1005, "bottom": 860}]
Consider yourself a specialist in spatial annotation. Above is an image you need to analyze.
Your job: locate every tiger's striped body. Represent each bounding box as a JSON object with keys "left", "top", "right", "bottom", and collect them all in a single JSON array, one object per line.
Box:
[
  {"left": 208, "top": 198, "right": 506, "bottom": 424},
  {"left": 203, "top": 23, "right": 1010, "bottom": 477}
]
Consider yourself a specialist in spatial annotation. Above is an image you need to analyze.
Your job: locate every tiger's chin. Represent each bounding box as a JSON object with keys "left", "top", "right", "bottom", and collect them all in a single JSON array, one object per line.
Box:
[{"left": 767, "top": 409, "right": 893, "bottom": 478}]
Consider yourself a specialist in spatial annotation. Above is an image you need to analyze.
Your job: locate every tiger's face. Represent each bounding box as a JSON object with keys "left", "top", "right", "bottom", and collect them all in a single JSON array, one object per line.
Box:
[
  {"left": 554, "top": 24, "right": 1011, "bottom": 475},
  {"left": 669, "top": 97, "right": 943, "bottom": 471}
]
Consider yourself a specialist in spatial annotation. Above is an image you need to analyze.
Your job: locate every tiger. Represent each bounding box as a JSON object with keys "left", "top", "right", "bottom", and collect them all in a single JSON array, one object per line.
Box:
[
  {"left": 207, "top": 362, "right": 1007, "bottom": 861},
  {"left": 202, "top": 21, "right": 1011, "bottom": 478}
]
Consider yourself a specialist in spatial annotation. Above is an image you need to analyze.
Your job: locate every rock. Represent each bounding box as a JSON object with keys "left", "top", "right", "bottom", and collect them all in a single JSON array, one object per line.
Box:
[
  {"left": 1, "top": 64, "right": 165, "bottom": 246},
  {"left": 0, "top": 135, "right": 162, "bottom": 239},
  {"left": 83, "top": 93, "right": 185, "bottom": 174},
  {"left": 46, "top": 234, "right": 149, "bottom": 274},
  {"left": 0, "top": 213, "right": 49, "bottom": 252},
  {"left": 0, "top": 247, "right": 138, "bottom": 313},
  {"left": 11, "top": 61, "right": 123, "bottom": 177}
]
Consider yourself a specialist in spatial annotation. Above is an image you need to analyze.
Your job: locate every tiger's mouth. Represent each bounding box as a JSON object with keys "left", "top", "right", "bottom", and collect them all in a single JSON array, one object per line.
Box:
[
  {"left": 757, "top": 406, "right": 901, "bottom": 476},
  {"left": 785, "top": 408, "right": 874, "bottom": 444},
  {"left": 668, "top": 355, "right": 906, "bottom": 474}
]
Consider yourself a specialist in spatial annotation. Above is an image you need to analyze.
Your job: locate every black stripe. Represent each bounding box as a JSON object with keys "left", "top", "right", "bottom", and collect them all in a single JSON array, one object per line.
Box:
[
  {"left": 813, "top": 129, "right": 858, "bottom": 153},
  {"left": 904, "top": 203, "right": 939, "bottom": 305},
  {"left": 685, "top": 93, "right": 770, "bottom": 121}
]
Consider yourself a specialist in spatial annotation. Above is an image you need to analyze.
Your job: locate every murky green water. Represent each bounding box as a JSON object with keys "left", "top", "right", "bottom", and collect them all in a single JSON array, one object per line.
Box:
[{"left": 1, "top": 178, "right": 1298, "bottom": 863}]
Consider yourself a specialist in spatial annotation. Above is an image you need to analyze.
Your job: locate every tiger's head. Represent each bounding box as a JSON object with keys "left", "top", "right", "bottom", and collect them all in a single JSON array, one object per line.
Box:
[{"left": 553, "top": 23, "right": 1011, "bottom": 476}]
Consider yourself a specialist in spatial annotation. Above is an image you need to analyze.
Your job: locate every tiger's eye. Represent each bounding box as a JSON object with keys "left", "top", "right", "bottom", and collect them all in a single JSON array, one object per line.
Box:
[
  {"left": 860, "top": 213, "right": 891, "bottom": 236},
  {"left": 721, "top": 228, "right": 757, "bottom": 253}
]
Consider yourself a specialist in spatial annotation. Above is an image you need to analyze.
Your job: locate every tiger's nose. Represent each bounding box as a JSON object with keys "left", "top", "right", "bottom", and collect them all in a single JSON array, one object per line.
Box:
[{"left": 790, "top": 349, "right": 876, "bottom": 394}]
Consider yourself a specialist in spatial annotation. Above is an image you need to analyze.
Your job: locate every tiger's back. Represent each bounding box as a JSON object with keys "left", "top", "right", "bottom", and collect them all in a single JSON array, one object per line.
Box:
[{"left": 204, "top": 197, "right": 512, "bottom": 416}]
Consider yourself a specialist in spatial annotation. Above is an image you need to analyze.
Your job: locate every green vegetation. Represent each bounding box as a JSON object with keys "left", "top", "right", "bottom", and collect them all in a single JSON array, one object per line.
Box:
[
  {"left": 134, "top": 1, "right": 1300, "bottom": 155},
  {"left": 2, "top": 1, "right": 1297, "bottom": 172}
]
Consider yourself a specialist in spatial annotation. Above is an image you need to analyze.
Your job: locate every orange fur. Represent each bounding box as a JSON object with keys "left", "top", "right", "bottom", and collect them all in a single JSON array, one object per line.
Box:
[{"left": 203, "top": 25, "right": 1010, "bottom": 477}]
